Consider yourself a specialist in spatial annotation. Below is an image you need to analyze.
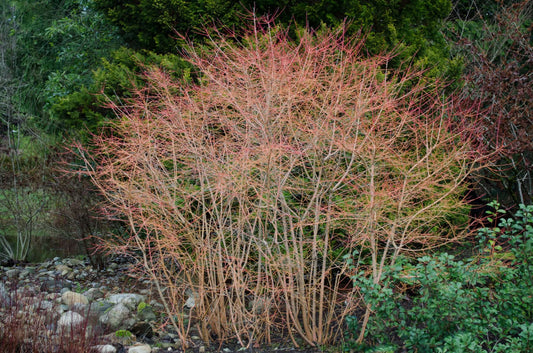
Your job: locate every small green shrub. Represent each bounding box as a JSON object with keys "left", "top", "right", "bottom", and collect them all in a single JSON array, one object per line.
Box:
[{"left": 346, "top": 203, "right": 533, "bottom": 352}]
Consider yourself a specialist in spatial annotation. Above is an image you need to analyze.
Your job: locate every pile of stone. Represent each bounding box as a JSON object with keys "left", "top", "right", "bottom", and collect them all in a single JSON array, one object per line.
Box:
[{"left": 0, "top": 257, "right": 198, "bottom": 353}]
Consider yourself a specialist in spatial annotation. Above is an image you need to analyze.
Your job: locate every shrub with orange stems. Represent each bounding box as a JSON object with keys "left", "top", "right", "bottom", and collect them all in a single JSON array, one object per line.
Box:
[{"left": 75, "top": 21, "right": 497, "bottom": 348}]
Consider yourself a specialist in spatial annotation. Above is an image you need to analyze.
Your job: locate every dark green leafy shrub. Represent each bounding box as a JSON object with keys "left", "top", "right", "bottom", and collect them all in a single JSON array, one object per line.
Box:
[
  {"left": 346, "top": 203, "right": 533, "bottom": 352},
  {"left": 48, "top": 47, "right": 194, "bottom": 137},
  {"left": 93, "top": 0, "right": 459, "bottom": 81}
]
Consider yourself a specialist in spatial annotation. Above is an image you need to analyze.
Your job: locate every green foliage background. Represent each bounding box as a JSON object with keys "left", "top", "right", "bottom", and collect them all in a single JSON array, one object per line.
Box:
[
  {"left": 7, "top": 0, "right": 123, "bottom": 133},
  {"left": 4, "top": 0, "right": 468, "bottom": 137}
]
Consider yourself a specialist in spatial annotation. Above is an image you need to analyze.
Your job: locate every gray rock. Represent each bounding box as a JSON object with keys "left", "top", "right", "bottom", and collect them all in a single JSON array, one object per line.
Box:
[
  {"left": 84, "top": 287, "right": 104, "bottom": 301},
  {"left": 70, "top": 302, "right": 90, "bottom": 316},
  {"left": 40, "top": 279, "right": 68, "bottom": 292},
  {"left": 58, "top": 310, "right": 85, "bottom": 329},
  {"left": 62, "top": 291, "right": 89, "bottom": 307},
  {"left": 156, "top": 342, "right": 174, "bottom": 349},
  {"left": 76, "top": 272, "right": 88, "bottom": 280},
  {"left": 92, "top": 345, "right": 117, "bottom": 353},
  {"left": 149, "top": 300, "right": 164, "bottom": 312},
  {"left": 107, "top": 293, "right": 145, "bottom": 311},
  {"left": 0, "top": 282, "right": 7, "bottom": 296},
  {"left": 67, "top": 271, "right": 76, "bottom": 280},
  {"left": 55, "top": 264, "right": 72, "bottom": 276},
  {"left": 90, "top": 300, "right": 114, "bottom": 314},
  {"left": 6, "top": 268, "right": 19, "bottom": 278},
  {"left": 23, "top": 266, "right": 36, "bottom": 274},
  {"left": 139, "top": 288, "right": 151, "bottom": 296},
  {"left": 19, "top": 267, "right": 35, "bottom": 279},
  {"left": 99, "top": 302, "right": 135, "bottom": 331},
  {"left": 137, "top": 304, "right": 157, "bottom": 322},
  {"left": 64, "top": 258, "right": 84, "bottom": 267},
  {"left": 34, "top": 299, "right": 54, "bottom": 311},
  {"left": 184, "top": 288, "right": 199, "bottom": 309},
  {"left": 84, "top": 300, "right": 113, "bottom": 324},
  {"left": 128, "top": 344, "right": 151, "bottom": 353},
  {"left": 40, "top": 260, "right": 52, "bottom": 268}
]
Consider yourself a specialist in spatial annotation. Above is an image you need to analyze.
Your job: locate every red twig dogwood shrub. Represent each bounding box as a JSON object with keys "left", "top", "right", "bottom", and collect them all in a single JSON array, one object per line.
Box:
[{"left": 76, "top": 23, "right": 494, "bottom": 347}]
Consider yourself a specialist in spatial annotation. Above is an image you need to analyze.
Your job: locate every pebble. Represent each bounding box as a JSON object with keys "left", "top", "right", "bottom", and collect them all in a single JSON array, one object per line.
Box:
[
  {"left": 62, "top": 290, "right": 89, "bottom": 306},
  {"left": 128, "top": 344, "right": 152, "bottom": 353},
  {"left": 58, "top": 310, "right": 85, "bottom": 329},
  {"left": 93, "top": 345, "right": 117, "bottom": 353}
]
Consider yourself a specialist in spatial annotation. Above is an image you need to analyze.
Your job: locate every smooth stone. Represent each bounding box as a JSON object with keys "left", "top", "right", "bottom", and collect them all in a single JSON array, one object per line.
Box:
[
  {"left": 70, "top": 302, "right": 90, "bottom": 316},
  {"left": 34, "top": 300, "right": 54, "bottom": 310},
  {"left": 58, "top": 310, "right": 84, "bottom": 329},
  {"left": 6, "top": 269, "right": 19, "bottom": 278},
  {"left": 20, "top": 268, "right": 35, "bottom": 279},
  {"left": 65, "top": 258, "right": 84, "bottom": 266},
  {"left": 82, "top": 302, "right": 106, "bottom": 325},
  {"left": 107, "top": 293, "right": 145, "bottom": 310},
  {"left": 91, "top": 299, "right": 114, "bottom": 312},
  {"left": 62, "top": 291, "right": 89, "bottom": 307},
  {"left": 55, "top": 264, "right": 72, "bottom": 275},
  {"left": 137, "top": 305, "right": 157, "bottom": 322},
  {"left": 84, "top": 287, "right": 104, "bottom": 301},
  {"left": 157, "top": 342, "right": 174, "bottom": 349},
  {"left": 184, "top": 288, "right": 198, "bottom": 309},
  {"left": 128, "top": 344, "right": 151, "bottom": 353},
  {"left": 67, "top": 271, "right": 76, "bottom": 280},
  {"left": 99, "top": 302, "right": 135, "bottom": 330},
  {"left": 92, "top": 345, "right": 117, "bottom": 353}
]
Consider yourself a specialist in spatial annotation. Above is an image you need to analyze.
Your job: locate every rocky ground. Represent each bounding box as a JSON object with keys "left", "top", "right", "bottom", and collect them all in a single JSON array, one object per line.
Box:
[{"left": 0, "top": 257, "right": 331, "bottom": 353}]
